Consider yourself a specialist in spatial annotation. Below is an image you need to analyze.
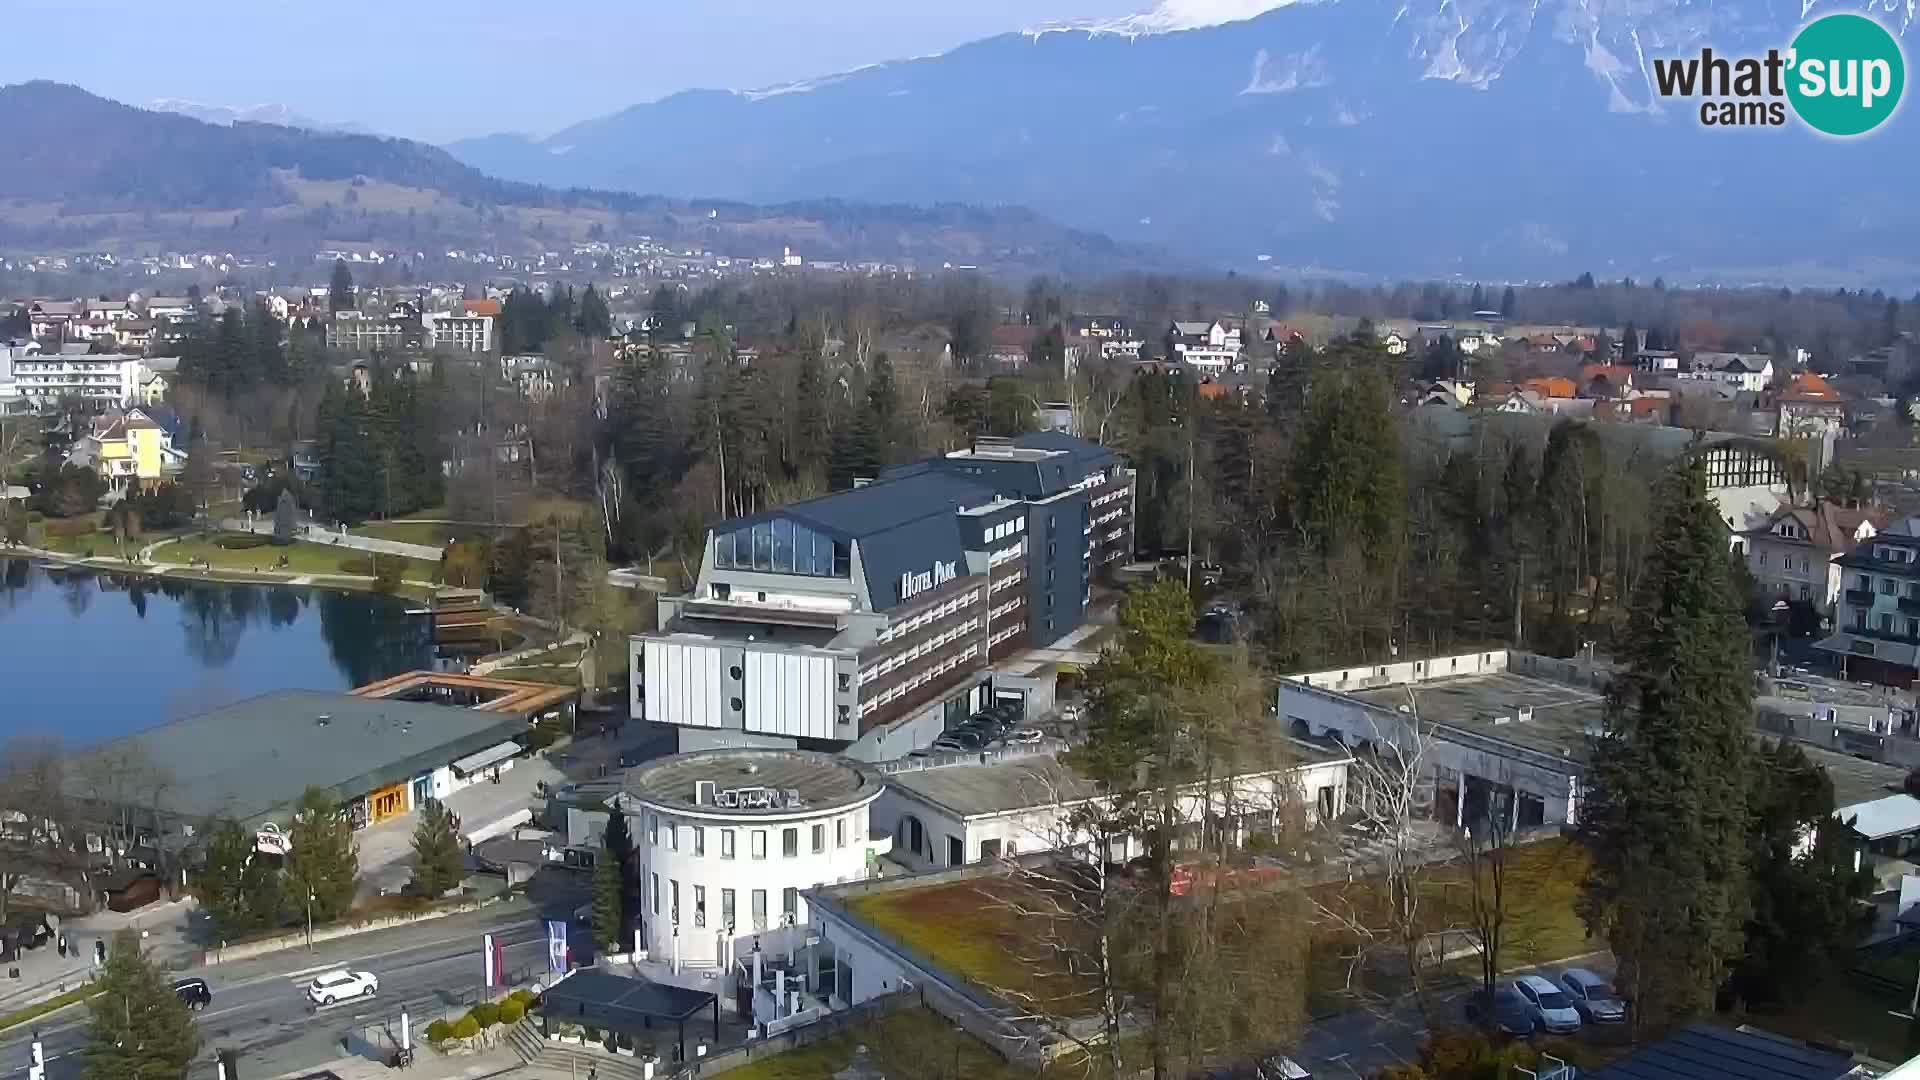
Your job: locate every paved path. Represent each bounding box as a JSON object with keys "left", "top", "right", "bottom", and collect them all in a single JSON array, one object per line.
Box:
[{"left": 220, "top": 518, "right": 444, "bottom": 562}]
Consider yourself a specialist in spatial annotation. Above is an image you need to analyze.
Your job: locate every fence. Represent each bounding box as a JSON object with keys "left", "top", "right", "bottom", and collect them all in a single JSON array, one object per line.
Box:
[{"left": 673, "top": 991, "right": 916, "bottom": 1077}]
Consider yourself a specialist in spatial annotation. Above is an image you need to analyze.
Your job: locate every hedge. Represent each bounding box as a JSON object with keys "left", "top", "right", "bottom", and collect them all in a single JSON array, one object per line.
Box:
[
  {"left": 497, "top": 998, "right": 525, "bottom": 1024},
  {"left": 452, "top": 1016, "right": 480, "bottom": 1039},
  {"left": 469, "top": 1001, "right": 501, "bottom": 1028},
  {"left": 425, "top": 1019, "right": 453, "bottom": 1043},
  {"left": 216, "top": 533, "right": 272, "bottom": 550}
]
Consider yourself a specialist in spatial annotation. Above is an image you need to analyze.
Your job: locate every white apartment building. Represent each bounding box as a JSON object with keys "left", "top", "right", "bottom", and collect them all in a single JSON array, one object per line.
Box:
[
  {"left": 618, "top": 749, "right": 891, "bottom": 967},
  {"left": 1168, "top": 320, "right": 1241, "bottom": 372},
  {"left": 425, "top": 312, "right": 495, "bottom": 353},
  {"left": 11, "top": 347, "right": 146, "bottom": 406}
]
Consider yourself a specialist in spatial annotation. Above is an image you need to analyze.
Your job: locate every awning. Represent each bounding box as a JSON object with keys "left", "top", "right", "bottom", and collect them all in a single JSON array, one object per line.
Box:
[
  {"left": 1812, "top": 633, "right": 1920, "bottom": 669},
  {"left": 451, "top": 740, "right": 521, "bottom": 777}
]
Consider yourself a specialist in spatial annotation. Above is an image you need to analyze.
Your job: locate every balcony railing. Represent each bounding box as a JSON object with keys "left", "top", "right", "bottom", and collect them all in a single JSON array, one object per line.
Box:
[
  {"left": 1845, "top": 588, "right": 1875, "bottom": 606},
  {"left": 1901, "top": 596, "right": 1920, "bottom": 616}
]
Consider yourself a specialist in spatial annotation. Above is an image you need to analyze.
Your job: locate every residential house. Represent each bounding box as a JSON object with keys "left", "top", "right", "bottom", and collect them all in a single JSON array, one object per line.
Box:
[
  {"left": 83, "top": 406, "right": 185, "bottom": 495},
  {"left": 1520, "top": 376, "right": 1577, "bottom": 400},
  {"left": 138, "top": 356, "right": 179, "bottom": 406},
  {"left": 1684, "top": 352, "right": 1773, "bottom": 392},
  {"left": 1166, "top": 321, "right": 1240, "bottom": 373},
  {"left": 1777, "top": 372, "right": 1849, "bottom": 438},
  {"left": 1492, "top": 390, "right": 1593, "bottom": 418},
  {"left": 28, "top": 300, "right": 85, "bottom": 341},
  {"left": 986, "top": 324, "right": 1037, "bottom": 367},
  {"left": 1420, "top": 380, "right": 1475, "bottom": 407},
  {"left": 1579, "top": 364, "right": 1637, "bottom": 399},
  {"left": 138, "top": 297, "right": 196, "bottom": 324},
  {"left": 1822, "top": 531, "right": 1920, "bottom": 686},
  {"left": 114, "top": 320, "right": 155, "bottom": 353},
  {"left": 501, "top": 355, "right": 557, "bottom": 401},
  {"left": 1742, "top": 501, "right": 1881, "bottom": 613},
  {"left": 1379, "top": 331, "right": 1408, "bottom": 356},
  {"left": 1636, "top": 349, "right": 1681, "bottom": 373}
]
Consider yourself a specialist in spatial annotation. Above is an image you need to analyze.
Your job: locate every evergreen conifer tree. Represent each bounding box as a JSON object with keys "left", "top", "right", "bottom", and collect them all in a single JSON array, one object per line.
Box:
[
  {"left": 591, "top": 853, "right": 623, "bottom": 951},
  {"left": 409, "top": 798, "right": 465, "bottom": 899},
  {"left": 602, "top": 808, "right": 635, "bottom": 934},
  {"left": 285, "top": 786, "right": 360, "bottom": 925},
  {"left": 83, "top": 930, "right": 199, "bottom": 1080},
  {"left": 1580, "top": 460, "right": 1753, "bottom": 1034},
  {"left": 329, "top": 259, "right": 356, "bottom": 313}
]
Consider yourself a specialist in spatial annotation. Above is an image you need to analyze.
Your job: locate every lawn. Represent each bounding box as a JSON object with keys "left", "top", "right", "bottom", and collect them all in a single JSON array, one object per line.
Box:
[
  {"left": 161, "top": 533, "right": 442, "bottom": 582},
  {"left": 354, "top": 520, "right": 504, "bottom": 547},
  {"left": 711, "top": 1006, "right": 1084, "bottom": 1080},
  {"left": 0, "top": 984, "right": 104, "bottom": 1033}
]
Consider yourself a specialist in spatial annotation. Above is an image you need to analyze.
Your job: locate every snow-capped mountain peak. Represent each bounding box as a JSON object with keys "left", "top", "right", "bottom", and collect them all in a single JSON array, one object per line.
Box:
[{"left": 1028, "top": 0, "right": 1320, "bottom": 38}]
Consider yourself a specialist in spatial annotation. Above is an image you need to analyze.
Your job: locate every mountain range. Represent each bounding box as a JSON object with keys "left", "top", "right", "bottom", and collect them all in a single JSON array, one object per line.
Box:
[
  {"left": 147, "top": 98, "right": 371, "bottom": 135},
  {"left": 0, "top": 82, "right": 1149, "bottom": 274},
  {"left": 446, "top": 0, "right": 1920, "bottom": 286}
]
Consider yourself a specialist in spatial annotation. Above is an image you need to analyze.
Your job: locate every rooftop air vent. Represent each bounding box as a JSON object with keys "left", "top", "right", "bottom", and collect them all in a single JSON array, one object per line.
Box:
[
  {"left": 1516, "top": 705, "right": 1535, "bottom": 723},
  {"left": 741, "top": 763, "right": 760, "bottom": 776},
  {"left": 316, "top": 715, "right": 331, "bottom": 727},
  {"left": 694, "top": 780, "right": 716, "bottom": 805}
]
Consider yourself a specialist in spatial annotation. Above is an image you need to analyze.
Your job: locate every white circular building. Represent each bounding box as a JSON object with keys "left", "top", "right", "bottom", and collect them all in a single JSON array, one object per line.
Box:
[{"left": 626, "top": 749, "right": 887, "bottom": 966}]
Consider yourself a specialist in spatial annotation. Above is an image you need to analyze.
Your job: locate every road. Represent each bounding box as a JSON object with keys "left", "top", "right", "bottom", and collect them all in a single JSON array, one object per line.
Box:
[{"left": 0, "top": 899, "right": 568, "bottom": 1080}]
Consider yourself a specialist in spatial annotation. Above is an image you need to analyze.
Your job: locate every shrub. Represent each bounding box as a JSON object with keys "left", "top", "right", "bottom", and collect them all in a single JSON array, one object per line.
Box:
[
  {"left": 508, "top": 988, "right": 536, "bottom": 1007},
  {"left": 497, "top": 997, "right": 524, "bottom": 1024},
  {"left": 424, "top": 1019, "right": 452, "bottom": 1043},
  {"left": 372, "top": 560, "right": 403, "bottom": 593},
  {"left": 451, "top": 1016, "right": 479, "bottom": 1040},
  {"left": 339, "top": 555, "right": 376, "bottom": 575},
  {"left": 216, "top": 533, "right": 272, "bottom": 550},
  {"left": 42, "top": 516, "right": 99, "bottom": 538},
  {"left": 469, "top": 1002, "right": 501, "bottom": 1028}
]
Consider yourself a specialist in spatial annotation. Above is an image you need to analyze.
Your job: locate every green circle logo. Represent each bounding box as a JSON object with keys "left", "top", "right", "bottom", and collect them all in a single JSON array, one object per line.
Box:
[{"left": 1787, "top": 13, "right": 1905, "bottom": 136}]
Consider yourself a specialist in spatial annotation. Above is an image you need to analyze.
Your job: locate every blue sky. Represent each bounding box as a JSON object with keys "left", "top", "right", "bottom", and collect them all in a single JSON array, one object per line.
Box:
[{"left": 9, "top": 0, "right": 1144, "bottom": 144}]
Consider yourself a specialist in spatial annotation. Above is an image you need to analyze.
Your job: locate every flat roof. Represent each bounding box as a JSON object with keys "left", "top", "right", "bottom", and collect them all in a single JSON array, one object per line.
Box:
[
  {"left": 352, "top": 671, "right": 576, "bottom": 716},
  {"left": 625, "top": 749, "right": 881, "bottom": 816},
  {"left": 87, "top": 690, "right": 527, "bottom": 823},
  {"left": 885, "top": 740, "right": 1351, "bottom": 820},
  {"left": 1354, "top": 672, "right": 1607, "bottom": 763},
  {"left": 1841, "top": 794, "right": 1920, "bottom": 840},
  {"left": 1591, "top": 1023, "right": 1854, "bottom": 1080}
]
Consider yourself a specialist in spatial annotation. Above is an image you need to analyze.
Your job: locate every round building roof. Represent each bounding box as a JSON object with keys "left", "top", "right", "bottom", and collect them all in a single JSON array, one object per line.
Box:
[{"left": 624, "top": 749, "right": 882, "bottom": 819}]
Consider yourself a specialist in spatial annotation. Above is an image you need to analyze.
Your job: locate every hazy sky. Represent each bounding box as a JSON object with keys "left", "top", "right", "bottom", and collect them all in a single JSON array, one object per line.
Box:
[{"left": 9, "top": 0, "right": 1145, "bottom": 144}]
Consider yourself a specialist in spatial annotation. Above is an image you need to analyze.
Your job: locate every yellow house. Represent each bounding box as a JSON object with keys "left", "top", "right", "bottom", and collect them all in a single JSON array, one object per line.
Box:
[{"left": 88, "top": 410, "right": 179, "bottom": 494}]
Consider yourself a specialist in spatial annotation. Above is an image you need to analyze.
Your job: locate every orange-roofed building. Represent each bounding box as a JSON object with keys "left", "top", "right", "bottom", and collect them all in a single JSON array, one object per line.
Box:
[
  {"left": 1579, "top": 365, "right": 1637, "bottom": 399},
  {"left": 1520, "top": 376, "right": 1576, "bottom": 399},
  {"left": 464, "top": 298, "right": 503, "bottom": 318},
  {"left": 1777, "top": 372, "right": 1848, "bottom": 437}
]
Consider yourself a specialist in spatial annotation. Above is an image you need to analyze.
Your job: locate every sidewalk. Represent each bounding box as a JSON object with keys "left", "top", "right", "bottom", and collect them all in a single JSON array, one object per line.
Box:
[
  {"left": 272, "top": 1047, "right": 525, "bottom": 1080},
  {"left": 222, "top": 517, "right": 445, "bottom": 562}
]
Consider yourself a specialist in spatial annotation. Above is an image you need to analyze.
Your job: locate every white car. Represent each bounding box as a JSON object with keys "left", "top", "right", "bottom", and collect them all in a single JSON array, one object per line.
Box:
[
  {"left": 308, "top": 970, "right": 379, "bottom": 1005},
  {"left": 1510, "top": 974, "right": 1582, "bottom": 1034}
]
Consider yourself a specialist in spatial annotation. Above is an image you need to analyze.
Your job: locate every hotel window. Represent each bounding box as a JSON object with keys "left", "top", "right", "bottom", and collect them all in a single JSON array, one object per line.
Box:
[
  {"left": 692, "top": 826, "right": 705, "bottom": 857},
  {"left": 783, "top": 827, "right": 798, "bottom": 858},
  {"left": 666, "top": 822, "right": 677, "bottom": 851},
  {"left": 721, "top": 829, "right": 735, "bottom": 859},
  {"left": 812, "top": 824, "right": 826, "bottom": 853},
  {"left": 752, "top": 830, "right": 767, "bottom": 859},
  {"left": 694, "top": 885, "right": 706, "bottom": 928},
  {"left": 671, "top": 880, "right": 680, "bottom": 925},
  {"left": 1882, "top": 613, "right": 1896, "bottom": 633},
  {"left": 651, "top": 873, "right": 660, "bottom": 915},
  {"left": 752, "top": 889, "right": 768, "bottom": 931},
  {"left": 647, "top": 814, "right": 657, "bottom": 844},
  {"left": 721, "top": 888, "right": 735, "bottom": 930},
  {"left": 783, "top": 887, "right": 799, "bottom": 924},
  {"left": 836, "top": 818, "right": 847, "bottom": 848},
  {"left": 1884, "top": 577, "right": 1899, "bottom": 595}
]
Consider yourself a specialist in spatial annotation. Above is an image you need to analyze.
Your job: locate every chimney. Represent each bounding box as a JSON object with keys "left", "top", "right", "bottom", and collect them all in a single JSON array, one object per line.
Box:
[{"left": 1516, "top": 705, "right": 1534, "bottom": 723}]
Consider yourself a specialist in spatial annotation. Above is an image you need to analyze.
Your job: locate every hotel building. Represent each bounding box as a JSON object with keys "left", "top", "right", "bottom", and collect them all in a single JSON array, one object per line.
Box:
[{"left": 631, "top": 432, "right": 1134, "bottom": 759}]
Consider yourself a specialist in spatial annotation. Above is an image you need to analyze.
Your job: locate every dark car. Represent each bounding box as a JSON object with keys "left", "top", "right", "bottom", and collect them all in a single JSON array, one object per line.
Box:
[
  {"left": 1466, "top": 984, "right": 1536, "bottom": 1038},
  {"left": 172, "top": 977, "right": 213, "bottom": 1010}
]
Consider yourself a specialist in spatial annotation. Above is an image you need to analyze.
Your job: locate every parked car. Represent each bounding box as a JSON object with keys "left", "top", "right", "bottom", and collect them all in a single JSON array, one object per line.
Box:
[
  {"left": 1465, "top": 984, "right": 1535, "bottom": 1038},
  {"left": 172, "top": 977, "right": 213, "bottom": 1010},
  {"left": 307, "top": 970, "right": 379, "bottom": 1005},
  {"left": 1511, "top": 975, "right": 1582, "bottom": 1034},
  {"left": 1557, "top": 968, "right": 1627, "bottom": 1024},
  {"left": 1003, "top": 728, "right": 1045, "bottom": 746}
]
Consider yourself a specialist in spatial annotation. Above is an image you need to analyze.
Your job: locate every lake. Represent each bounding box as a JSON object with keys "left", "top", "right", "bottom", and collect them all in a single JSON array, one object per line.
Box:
[{"left": 0, "top": 558, "right": 441, "bottom": 745}]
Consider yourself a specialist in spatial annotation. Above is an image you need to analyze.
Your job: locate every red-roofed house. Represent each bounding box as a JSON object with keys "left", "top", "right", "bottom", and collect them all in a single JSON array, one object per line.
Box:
[
  {"left": 1579, "top": 365, "right": 1637, "bottom": 399},
  {"left": 1777, "top": 372, "right": 1848, "bottom": 438}
]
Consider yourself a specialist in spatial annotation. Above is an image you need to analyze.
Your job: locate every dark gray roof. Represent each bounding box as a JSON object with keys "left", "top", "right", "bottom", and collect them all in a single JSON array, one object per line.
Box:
[
  {"left": 87, "top": 690, "right": 526, "bottom": 824},
  {"left": 1590, "top": 1024, "right": 1854, "bottom": 1080},
  {"left": 540, "top": 971, "right": 715, "bottom": 1029}
]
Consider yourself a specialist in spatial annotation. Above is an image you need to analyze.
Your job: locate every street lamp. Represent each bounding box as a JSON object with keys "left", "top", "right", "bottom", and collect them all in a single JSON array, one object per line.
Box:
[{"left": 305, "top": 892, "right": 316, "bottom": 952}]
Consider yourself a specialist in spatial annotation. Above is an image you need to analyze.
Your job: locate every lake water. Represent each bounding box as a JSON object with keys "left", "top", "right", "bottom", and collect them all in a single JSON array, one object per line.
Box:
[{"left": 0, "top": 558, "right": 439, "bottom": 745}]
